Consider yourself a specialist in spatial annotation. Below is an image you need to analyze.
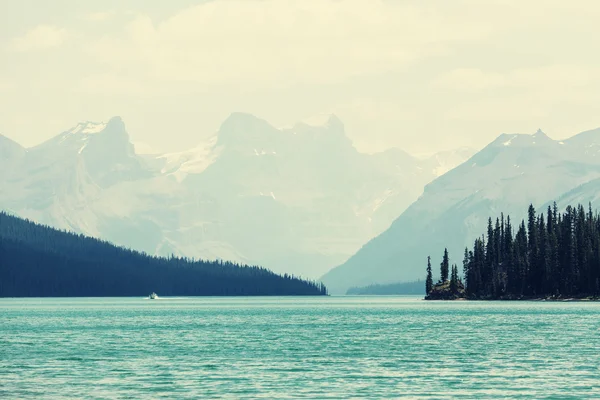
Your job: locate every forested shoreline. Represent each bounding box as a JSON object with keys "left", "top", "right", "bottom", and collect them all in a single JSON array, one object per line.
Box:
[
  {"left": 425, "top": 203, "right": 600, "bottom": 300},
  {"left": 0, "top": 212, "right": 328, "bottom": 297},
  {"left": 346, "top": 280, "right": 425, "bottom": 295}
]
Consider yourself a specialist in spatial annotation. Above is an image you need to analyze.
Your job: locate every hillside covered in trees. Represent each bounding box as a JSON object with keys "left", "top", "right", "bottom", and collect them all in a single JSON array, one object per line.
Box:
[
  {"left": 0, "top": 212, "right": 328, "bottom": 297},
  {"left": 426, "top": 203, "right": 600, "bottom": 300},
  {"left": 346, "top": 280, "right": 425, "bottom": 295}
]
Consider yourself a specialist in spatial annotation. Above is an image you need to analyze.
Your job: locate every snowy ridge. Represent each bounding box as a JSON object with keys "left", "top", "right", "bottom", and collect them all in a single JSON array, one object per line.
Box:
[
  {"left": 69, "top": 121, "right": 107, "bottom": 135},
  {"left": 322, "top": 126, "right": 600, "bottom": 293},
  {"left": 503, "top": 135, "right": 518, "bottom": 146},
  {"left": 1, "top": 113, "right": 473, "bottom": 280},
  {"left": 156, "top": 136, "right": 221, "bottom": 182}
]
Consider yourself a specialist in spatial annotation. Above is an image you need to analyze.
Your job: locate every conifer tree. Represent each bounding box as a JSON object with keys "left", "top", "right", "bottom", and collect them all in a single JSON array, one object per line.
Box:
[
  {"left": 527, "top": 204, "right": 539, "bottom": 295},
  {"left": 538, "top": 216, "right": 550, "bottom": 294},
  {"left": 440, "top": 248, "right": 449, "bottom": 282},
  {"left": 426, "top": 256, "right": 433, "bottom": 295},
  {"left": 484, "top": 218, "right": 494, "bottom": 292},
  {"left": 450, "top": 264, "right": 458, "bottom": 294},
  {"left": 429, "top": 201, "right": 600, "bottom": 300},
  {"left": 462, "top": 247, "right": 470, "bottom": 290}
]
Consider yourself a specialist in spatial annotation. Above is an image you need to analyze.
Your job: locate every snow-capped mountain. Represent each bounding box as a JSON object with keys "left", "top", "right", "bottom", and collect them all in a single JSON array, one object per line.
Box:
[
  {"left": 321, "top": 127, "right": 600, "bottom": 293},
  {"left": 0, "top": 113, "right": 473, "bottom": 277}
]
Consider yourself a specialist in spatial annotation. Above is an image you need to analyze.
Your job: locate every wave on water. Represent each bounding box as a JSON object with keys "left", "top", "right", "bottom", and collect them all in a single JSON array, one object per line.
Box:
[{"left": 143, "top": 297, "right": 188, "bottom": 300}]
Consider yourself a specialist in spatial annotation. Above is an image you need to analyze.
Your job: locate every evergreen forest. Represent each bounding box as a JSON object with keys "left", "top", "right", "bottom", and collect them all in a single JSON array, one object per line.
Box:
[
  {"left": 0, "top": 212, "right": 328, "bottom": 297},
  {"left": 426, "top": 203, "right": 600, "bottom": 299}
]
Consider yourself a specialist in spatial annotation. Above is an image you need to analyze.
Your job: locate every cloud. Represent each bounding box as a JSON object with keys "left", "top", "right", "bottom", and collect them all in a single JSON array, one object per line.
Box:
[
  {"left": 0, "top": 79, "right": 15, "bottom": 92},
  {"left": 11, "top": 25, "right": 68, "bottom": 52},
  {"left": 84, "top": 11, "right": 115, "bottom": 22},
  {"left": 76, "top": 73, "right": 149, "bottom": 95},
  {"left": 435, "top": 66, "right": 600, "bottom": 122},
  {"left": 432, "top": 65, "right": 597, "bottom": 93},
  {"left": 4, "top": 0, "right": 600, "bottom": 155},
  {"left": 82, "top": 0, "right": 491, "bottom": 89},
  {"left": 431, "top": 69, "right": 506, "bottom": 92}
]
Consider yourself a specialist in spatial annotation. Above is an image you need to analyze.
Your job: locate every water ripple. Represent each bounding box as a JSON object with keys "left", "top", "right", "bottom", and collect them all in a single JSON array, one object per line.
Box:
[{"left": 1, "top": 297, "right": 599, "bottom": 399}]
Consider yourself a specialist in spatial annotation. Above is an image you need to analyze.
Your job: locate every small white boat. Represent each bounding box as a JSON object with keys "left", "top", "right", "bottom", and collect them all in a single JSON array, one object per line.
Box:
[{"left": 149, "top": 292, "right": 158, "bottom": 300}]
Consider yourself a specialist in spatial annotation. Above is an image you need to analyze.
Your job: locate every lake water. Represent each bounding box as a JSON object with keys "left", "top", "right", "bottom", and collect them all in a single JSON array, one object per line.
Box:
[{"left": 1, "top": 296, "right": 599, "bottom": 399}]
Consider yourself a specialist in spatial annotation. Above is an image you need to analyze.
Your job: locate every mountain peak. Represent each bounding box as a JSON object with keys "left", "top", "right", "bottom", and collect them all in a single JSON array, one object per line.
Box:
[
  {"left": 106, "top": 116, "right": 125, "bottom": 129},
  {"left": 222, "top": 112, "right": 263, "bottom": 125},
  {"left": 101, "top": 116, "right": 129, "bottom": 140},
  {"left": 533, "top": 128, "right": 551, "bottom": 140},
  {"left": 490, "top": 130, "right": 554, "bottom": 148},
  {"left": 216, "top": 112, "right": 279, "bottom": 147},
  {"left": 65, "top": 116, "right": 125, "bottom": 137}
]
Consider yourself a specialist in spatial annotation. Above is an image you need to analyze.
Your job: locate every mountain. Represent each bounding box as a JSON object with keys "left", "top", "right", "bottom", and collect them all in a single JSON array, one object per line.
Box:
[
  {"left": 322, "top": 128, "right": 600, "bottom": 294},
  {"left": 0, "top": 114, "right": 473, "bottom": 278},
  {"left": 0, "top": 134, "right": 26, "bottom": 198},
  {"left": 0, "top": 211, "right": 327, "bottom": 297}
]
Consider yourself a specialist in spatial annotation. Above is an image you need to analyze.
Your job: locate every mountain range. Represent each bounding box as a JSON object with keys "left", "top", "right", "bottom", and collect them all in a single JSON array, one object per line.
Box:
[
  {"left": 321, "top": 127, "right": 600, "bottom": 293},
  {"left": 0, "top": 114, "right": 472, "bottom": 278}
]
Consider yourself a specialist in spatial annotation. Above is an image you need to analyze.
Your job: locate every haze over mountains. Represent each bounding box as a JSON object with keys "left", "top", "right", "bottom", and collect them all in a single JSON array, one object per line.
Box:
[
  {"left": 0, "top": 113, "right": 472, "bottom": 278},
  {"left": 322, "top": 127, "right": 600, "bottom": 293}
]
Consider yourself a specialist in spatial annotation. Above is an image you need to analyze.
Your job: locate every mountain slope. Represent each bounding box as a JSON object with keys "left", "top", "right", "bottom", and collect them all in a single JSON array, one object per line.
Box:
[
  {"left": 0, "top": 212, "right": 327, "bottom": 297},
  {"left": 0, "top": 114, "right": 473, "bottom": 278},
  {"left": 321, "top": 128, "right": 600, "bottom": 293}
]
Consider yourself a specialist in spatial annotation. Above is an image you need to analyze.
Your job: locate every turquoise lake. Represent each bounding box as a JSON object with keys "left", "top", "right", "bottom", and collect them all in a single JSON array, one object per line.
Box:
[{"left": 1, "top": 296, "right": 599, "bottom": 399}]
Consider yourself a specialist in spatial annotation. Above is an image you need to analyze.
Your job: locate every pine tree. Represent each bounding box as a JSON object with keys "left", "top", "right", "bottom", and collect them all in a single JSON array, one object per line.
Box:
[
  {"left": 462, "top": 247, "right": 470, "bottom": 291},
  {"left": 527, "top": 204, "right": 539, "bottom": 295},
  {"left": 450, "top": 264, "right": 458, "bottom": 294},
  {"left": 538, "top": 216, "right": 550, "bottom": 294},
  {"left": 440, "top": 248, "right": 449, "bottom": 282},
  {"left": 426, "top": 256, "right": 433, "bottom": 295},
  {"left": 430, "top": 201, "right": 600, "bottom": 300},
  {"left": 484, "top": 217, "right": 495, "bottom": 292}
]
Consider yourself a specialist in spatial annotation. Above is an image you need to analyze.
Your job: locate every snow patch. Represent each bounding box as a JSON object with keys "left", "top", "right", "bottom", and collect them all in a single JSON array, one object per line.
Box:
[
  {"left": 68, "top": 121, "right": 107, "bottom": 135},
  {"left": 372, "top": 189, "right": 393, "bottom": 212},
  {"left": 254, "top": 148, "right": 276, "bottom": 156},
  {"left": 82, "top": 122, "right": 106, "bottom": 134},
  {"left": 158, "top": 136, "right": 220, "bottom": 182},
  {"left": 503, "top": 135, "right": 518, "bottom": 146}
]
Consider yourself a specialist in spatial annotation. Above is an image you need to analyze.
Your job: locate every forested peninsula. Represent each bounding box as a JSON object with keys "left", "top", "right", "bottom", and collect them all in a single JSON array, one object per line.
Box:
[
  {"left": 0, "top": 212, "right": 328, "bottom": 297},
  {"left": 425, "top": 203, "right": 600, "bottom": 300}
]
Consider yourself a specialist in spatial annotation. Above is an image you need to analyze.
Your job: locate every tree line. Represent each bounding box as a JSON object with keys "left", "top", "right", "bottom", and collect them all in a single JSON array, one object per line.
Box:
[
  {"left": 347, "top": 280, "right": 425, "bottom": 295},
  {"left": 426, "top": 203, "right": 600, "bottom": 299},
  {"left": 0, "top": 212, "right": 328, "bottom": 297}
]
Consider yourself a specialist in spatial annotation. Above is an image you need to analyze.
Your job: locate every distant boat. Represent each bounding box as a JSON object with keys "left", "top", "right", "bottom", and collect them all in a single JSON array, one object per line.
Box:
[{"left": 149, "top": 292, "right": 158, "bottom": 300}]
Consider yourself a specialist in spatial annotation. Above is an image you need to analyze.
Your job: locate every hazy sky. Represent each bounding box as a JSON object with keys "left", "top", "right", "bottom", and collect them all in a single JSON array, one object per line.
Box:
[{"left": 1, "top": 0, "right": 600, "bottom": 155}]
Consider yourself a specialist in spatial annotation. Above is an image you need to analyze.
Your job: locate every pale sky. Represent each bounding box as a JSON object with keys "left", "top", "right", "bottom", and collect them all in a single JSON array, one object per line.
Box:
[{"left": 1, "top": 0, "right": 600, "bottom": 155}]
